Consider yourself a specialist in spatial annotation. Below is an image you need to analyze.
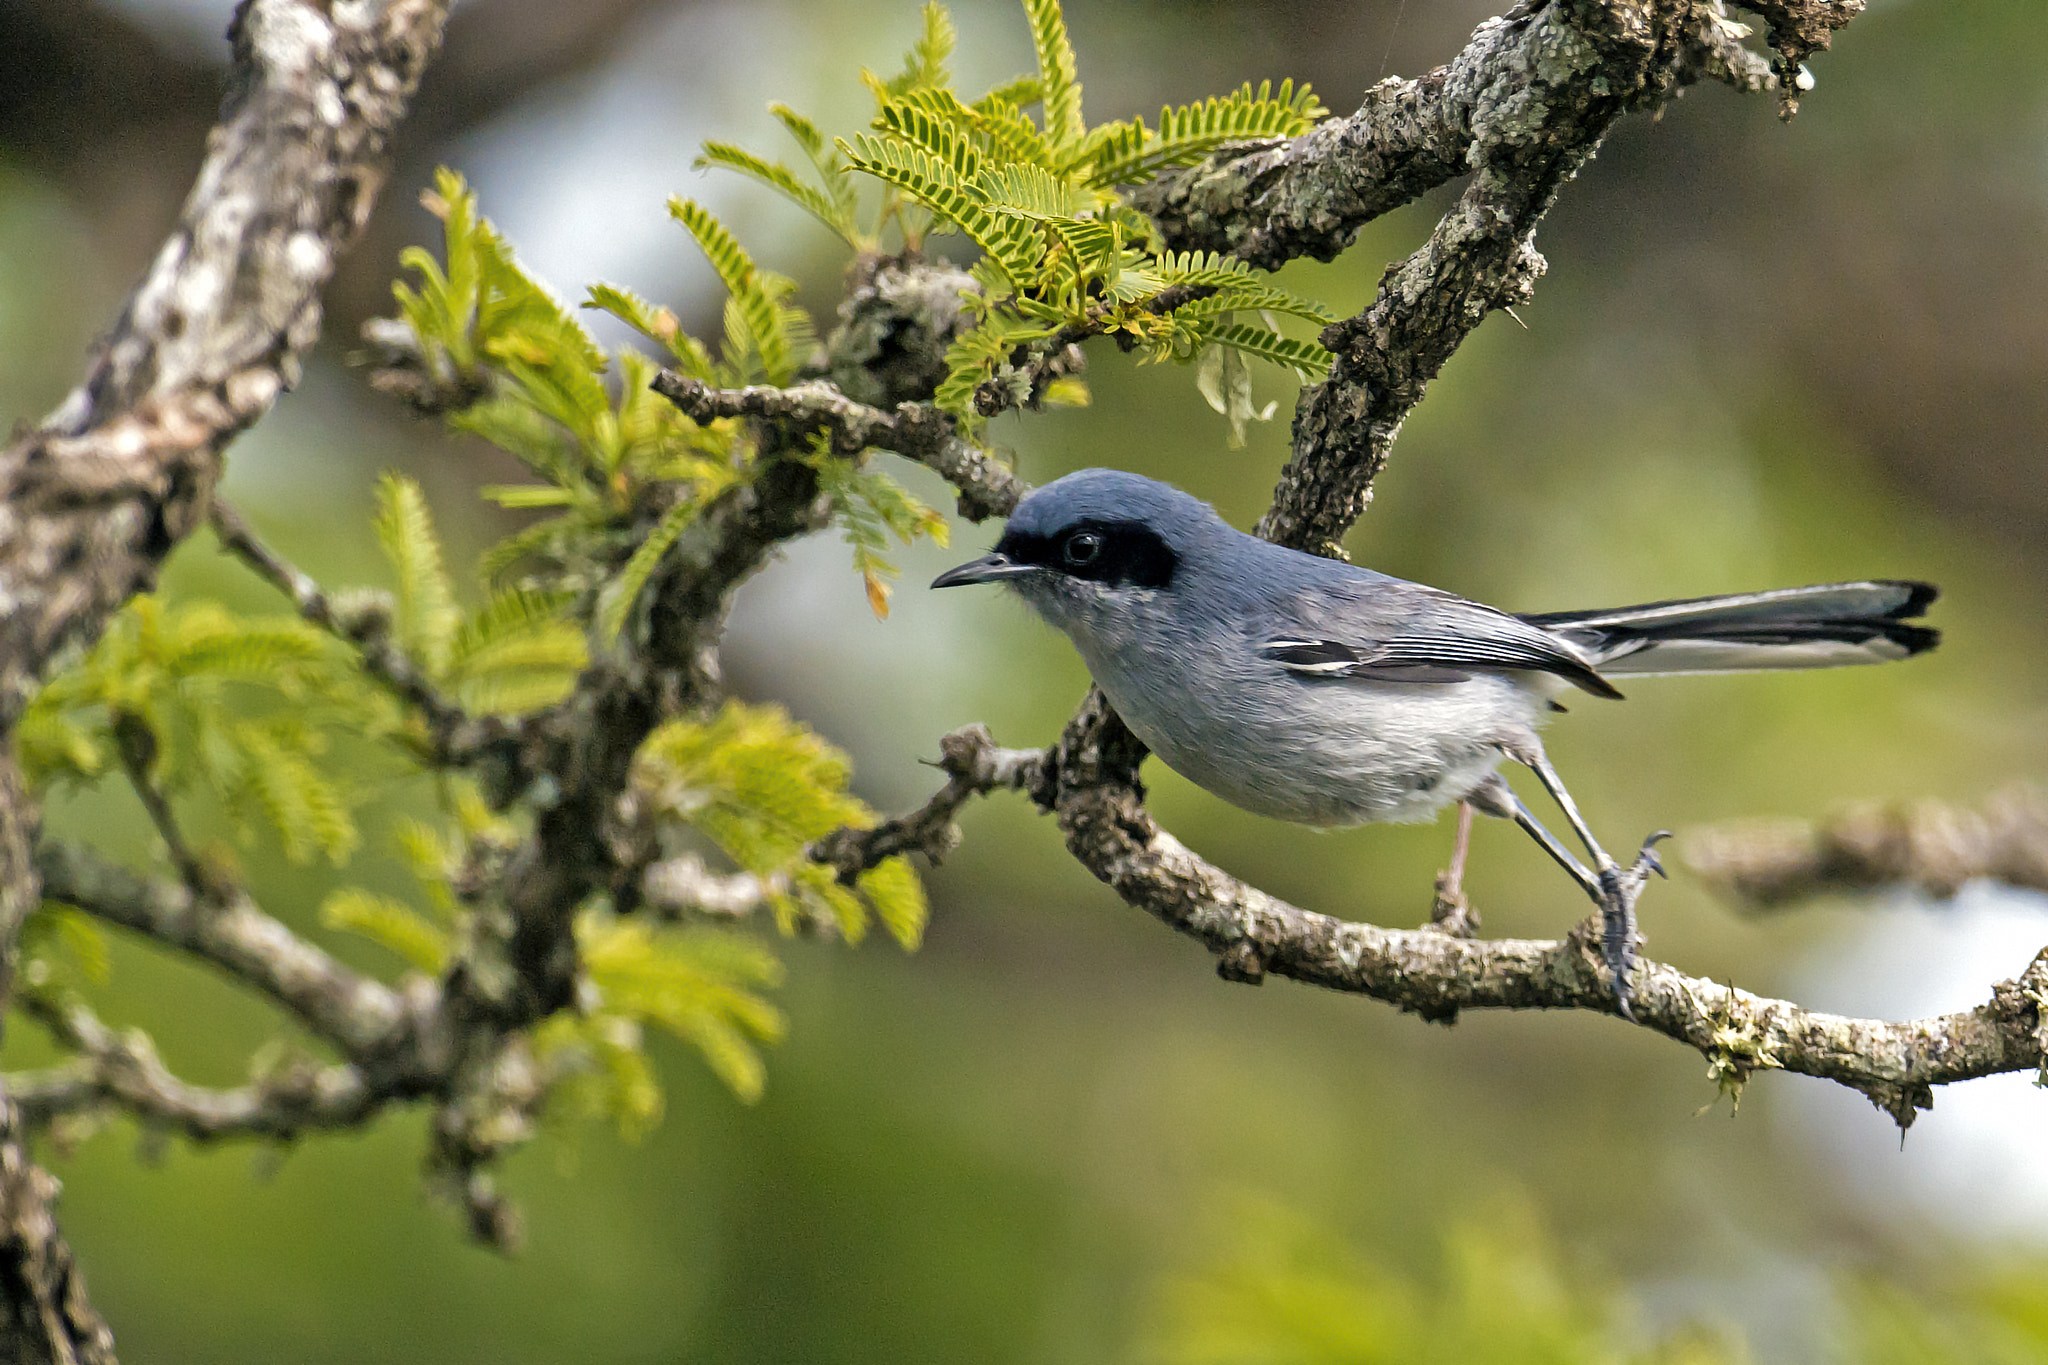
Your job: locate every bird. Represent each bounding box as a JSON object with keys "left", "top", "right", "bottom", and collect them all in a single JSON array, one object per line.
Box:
[{"left": 931, "top": 467, "right": 1939, "bottom": 1015}]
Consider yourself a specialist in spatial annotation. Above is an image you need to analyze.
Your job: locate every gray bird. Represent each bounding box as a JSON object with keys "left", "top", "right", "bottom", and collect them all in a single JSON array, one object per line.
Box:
[{"left": 932, "top": 468, "right": 1939, "bottom": 1014}]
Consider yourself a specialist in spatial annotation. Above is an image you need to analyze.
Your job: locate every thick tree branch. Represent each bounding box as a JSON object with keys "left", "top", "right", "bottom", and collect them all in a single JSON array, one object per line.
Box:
[
  {"left": 1138, "top": 0, "right": 1772, "bottom": 274},
  {"left": 1685, "top": 786, "right": 2048, "bottom": 910},
  {"left": 1265, "top": 0, "right": 1717, "bottom": 555},
  {"left": 34, "top": 840, "right": 409, "bottom": 1059},
  {"left": 0, "top": 6, "right": 451, "bottom": 1345},
  {"left": 0, "top": 0, "right": 452, "bottom": 724}
]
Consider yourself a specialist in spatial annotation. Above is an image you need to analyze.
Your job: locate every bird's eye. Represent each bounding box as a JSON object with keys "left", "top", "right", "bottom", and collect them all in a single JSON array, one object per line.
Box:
[{"left": 1062, "top": 531, "right": 1104, "bottom": 567}]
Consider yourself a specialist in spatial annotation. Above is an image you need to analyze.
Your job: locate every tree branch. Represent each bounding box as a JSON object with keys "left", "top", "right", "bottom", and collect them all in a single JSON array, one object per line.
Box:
[
  {"left": 209, "top": 499, "right": 511, "bottom": 766},
  {"left": 1265, "top": 0, "right": 1719, "bottom": 556},
  {"left": 0, "top": 0, "right": 452, "bottom": 724},
  {"left": 0, "top": 2, "right": 452, "bottom": 1350},
  {"left": 13, "top": 994, "right": 387, "bottom": 1141},
  {"left": 1685, "top": 786, "right": 2048, "bottom": 910},
  {"left": 991, "top": 700, "right": 2040, "bottom": 1127},
  {"left": 650, "top": 374, "right": 1025, "bottom": 523},
  {"left": 34, "top": 840, "right": 409, "bottom": 1060},
  {"left": 811, "top": 724, "right": 1048, "bottom": 880}
]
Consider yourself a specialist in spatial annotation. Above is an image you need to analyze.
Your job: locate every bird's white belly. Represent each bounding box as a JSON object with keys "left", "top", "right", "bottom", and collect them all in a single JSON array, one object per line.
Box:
[{"left": 1095, "top": 664, "right": 1542, "bottom": 828}]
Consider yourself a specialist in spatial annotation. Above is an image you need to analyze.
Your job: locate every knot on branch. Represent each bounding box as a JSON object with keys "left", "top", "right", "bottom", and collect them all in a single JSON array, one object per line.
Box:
[
  {"left": 1853, "top": 1078, "right": 1935, "bottom": 1135},
  {"left": 1741, "top": 0, "right": 1864, "bottom": 115},
  {"left": 1216, "top": 940, "right": 1267, "bottom": 985},
  {"left": 825, "top": 253, "right": 979, "bottom": 410}
]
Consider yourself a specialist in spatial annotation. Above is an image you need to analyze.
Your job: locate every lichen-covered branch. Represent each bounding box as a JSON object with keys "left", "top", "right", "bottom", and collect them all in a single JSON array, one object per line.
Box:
[
  {"left": 0, "top": 0, "right": 452, "bottom": 726},
  {"left": 903, "top": 710, "right": 2041, "bottom": 1125},
  {"left": 13, "top": 994, "right": 389, "bottom": 1141},
  {"left": 34, "top": 841, "right": 409, "bottom": 1059},
  {"left": 650, "top": 374, "right": 1025, "bottom": 523},
  {"left": 1266, "top": 0, "right": 1720, "bottom": 556},
  {"left": 1686, "top": 786, "right": 2048, "bottom": 910},
  {"left": 0, "top": 3, "right": 453, "bottom": 1353},
  {"left": 1137, "top": 0, "right": 1772, "bottom": 274}
]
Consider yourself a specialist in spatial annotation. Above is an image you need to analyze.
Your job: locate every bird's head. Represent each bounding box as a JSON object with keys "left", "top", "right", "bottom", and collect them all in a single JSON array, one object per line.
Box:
[{"left": 930, "top": 469, "right": 1223, "bottom": 631}]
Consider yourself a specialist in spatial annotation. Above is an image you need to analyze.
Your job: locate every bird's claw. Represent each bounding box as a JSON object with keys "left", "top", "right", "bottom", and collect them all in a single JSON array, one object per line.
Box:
[
  {"left": 1636, "top": 829, "right": 1673, "bottom": 880},
  {"left": 1595, "top": 837, "right": 1666, "bottom": 1020}
]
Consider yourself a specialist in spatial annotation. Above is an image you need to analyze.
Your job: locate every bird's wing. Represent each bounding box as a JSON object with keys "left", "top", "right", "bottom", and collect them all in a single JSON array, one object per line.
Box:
[{"left": 1258, "top": 581, "right": 1624, "bottom": 699}]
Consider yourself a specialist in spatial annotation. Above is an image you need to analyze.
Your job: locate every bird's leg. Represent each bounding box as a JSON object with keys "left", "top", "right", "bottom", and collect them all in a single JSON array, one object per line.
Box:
[
  {"left": 1429, "top": 800, "right": 1481, "bottom": 935},
  {"left": 1471, "top": 778, "right": 1600, "bottom": 895},
  {"left": 1490, "top": 765, "right": 1662, "bottom": 1019}
]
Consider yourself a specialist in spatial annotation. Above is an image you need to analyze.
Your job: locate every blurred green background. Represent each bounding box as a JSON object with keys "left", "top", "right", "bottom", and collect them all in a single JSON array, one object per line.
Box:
[{"left": 6, "top": 0, "right": 2048, "bottom": 1359}]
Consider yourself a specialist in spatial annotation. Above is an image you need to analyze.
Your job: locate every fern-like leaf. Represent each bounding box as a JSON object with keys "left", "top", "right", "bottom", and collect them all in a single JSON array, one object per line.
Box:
[
  {"left": 1085, "top": 80, "right": 1326, "bottom": 185},
  {"left": 1022, "top": 0, "right": 1085, "bottom": 149},
  {"left": 321, "top": 888, "right": 451, "bottom": 973},
  {"left": 769, "top": 102, "right": 858, "bottom": 223},
  {"left": 373, "top": 473, "right": 461, "bottom": 676},
  {"left": 857, "top": 856, "right": 928, "bottom": 949},
  {"left": 670, "top": 198, "right": 807, "bottom": 386},
  {"left": 1209, "top": 321, "right": 1334, "bottom": 378},
  {"left": 583, "top": 282, "right": 697, "bottom": 367},
  {"left": 580, "top": 916, "right": 786, "bottom": 1103},
  {"left": 695, "top": 143, "right": 862, "bottom": 246},
  {"left": 840, "top": 135, "right": 1040, "bottom": 281}
]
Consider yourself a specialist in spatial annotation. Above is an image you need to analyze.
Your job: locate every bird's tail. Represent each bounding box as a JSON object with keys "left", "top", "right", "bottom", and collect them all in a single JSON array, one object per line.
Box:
[{"left": 1520, "top": 580, "right": 1939, "bottom": 676}]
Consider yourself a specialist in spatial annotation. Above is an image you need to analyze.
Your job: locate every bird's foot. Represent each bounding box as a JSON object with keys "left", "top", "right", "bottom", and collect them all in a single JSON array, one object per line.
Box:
[
  {"left": 1428, "top": 871, "right": 1482, "bottom": 937},
  {"left": 1596, "top": 832, "right": 1672, "bottom": 1020}
]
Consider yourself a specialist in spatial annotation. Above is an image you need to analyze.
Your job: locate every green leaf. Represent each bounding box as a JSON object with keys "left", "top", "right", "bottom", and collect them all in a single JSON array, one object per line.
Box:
[
  {"left": 670, "top": 198, "right": 809, "bottom": 385},
  {"left": 321, "top": 888, "right": 452, "bottom": 973},
  {"left": 1085, "top": 80, "right": 1326, "bottom": 185},
  {"left": 695, "top": 142, "right": 862, "bottom": 246},
  {"left": 1178, "top": 282, "right": 1338, "bottom": 325},
  {"left": 445, "top": 587, "right": 587, "bottom": 715},
  {"left": 228, "top": 721, "right": 357, "bottom": 866},
  {"left": 933, "top": 315, "right": 1055, "bottom": 421},
  {"left": 882, "top": 1, "right": 957, "bottom": 95},
  {"left": 840, "top": 135, "right": 1039, "bottom": 281},
  {"left": 1209, "top": 320, "right": 1334, "bottom": 378},
  {"left": 583, "top": 282, "right": 696, "bottom": 367},
  {"left": 479, "top": 484, "right": 578, "bottom": 509},
  {"left": 1022, "top": 0, "right": 1085, "bottom": 149},
  {"left": 858, "top": 856, "right": 928, "bottom": 949},
  {"left": 769, "top": 102, "right": 858, "bottom": 222},
  {"left": 597, "top": 500, "right": 698, "bottom": 646},
  {"left": 581, "top": 916, "right": 786, "bottom": 1103},
  {"left": 373, "top": 472, "right": 461, "bottom": 676}
]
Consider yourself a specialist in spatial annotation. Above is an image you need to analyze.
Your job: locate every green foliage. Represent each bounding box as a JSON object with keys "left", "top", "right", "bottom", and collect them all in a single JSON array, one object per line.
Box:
[
  {"left": 811, "top": 443, "right": 950, "bottom": 618},
  {"left": 686, "top": 0, "right": 1331, "bottom": 430},
  {"left": 17, "top": 905, "right": 112, "bottom": 998},
  {"left": 320, "top": 887, "right": 452, "bottom": 975},
  {"left": 17, "top": 596, "right": 378, "bottom": 865},
  {"left": 667, "top": 198, "right": 815, "bottom": 387},
  {"left": 579, "top": 915, "right": 787, "bottom": 1104},
  {"left": 374, "top": 473, "right": 587, "bottom": 715},
  {"left": 393, "top": 170, "right": 944, "bottom": 640},
  {"left": 634, "top": 702, "right": 927, "bottom": 948},
  {"left": 1144, "top": 1194, "right": 1749, "bottom": 1365}
]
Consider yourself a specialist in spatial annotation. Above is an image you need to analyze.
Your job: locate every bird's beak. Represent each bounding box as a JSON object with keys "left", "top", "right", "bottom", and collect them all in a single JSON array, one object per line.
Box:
[{"left": 930, "top": 553, "right": 1035, "bottom": 589}]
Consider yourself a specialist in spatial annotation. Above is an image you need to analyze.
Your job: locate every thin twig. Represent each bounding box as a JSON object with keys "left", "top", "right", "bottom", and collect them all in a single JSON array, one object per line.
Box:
[
  {"left": 210, "top": 498, "right": 508, "bottom": 765},
  {"left": 651, "top": 374, "right": 1026, "bottom": 522}
]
